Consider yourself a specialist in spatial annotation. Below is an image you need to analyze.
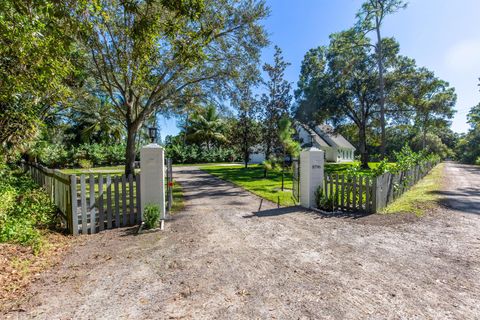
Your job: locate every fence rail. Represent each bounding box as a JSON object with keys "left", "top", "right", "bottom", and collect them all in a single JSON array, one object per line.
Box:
[
  {"left": 322, "top": 161, "right": 439, "bottom": 214},
  {"left": 23, "top": 161, "right": 173, "bottom": 235}
]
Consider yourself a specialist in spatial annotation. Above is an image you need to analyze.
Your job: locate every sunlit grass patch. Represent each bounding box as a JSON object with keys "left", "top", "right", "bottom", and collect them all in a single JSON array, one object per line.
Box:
[
  {"left": 382, "top": 163, "right": 444, "bottom": 216},
  {"left": 200, "top": 164, "right": 296, "bottom": 207},
  {"left": 170, "top": 181, "right": 184, "bottom": 213}
]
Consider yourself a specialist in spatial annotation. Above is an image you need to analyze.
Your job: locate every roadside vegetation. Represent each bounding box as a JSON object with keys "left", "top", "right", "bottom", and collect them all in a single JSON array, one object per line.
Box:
[
  {"left": 0, "top": 163, "right": 72, "bottom": 311},
  {"left": 382, "top": 163, "right": 444, "bottom": 216},
  {"left": 201, "top": 146, "right": 440, "bottom": 208},
  {"left": 456, "top": 94, "right": 480, "bottom": 164},
  {"left": 0, "top": 164, "right": 58, "bottom": 252}
]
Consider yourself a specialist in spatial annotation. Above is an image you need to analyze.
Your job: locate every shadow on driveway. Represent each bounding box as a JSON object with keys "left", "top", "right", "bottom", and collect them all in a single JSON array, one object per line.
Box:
[
  {"left": 431, "top": 187, "right": 480, "bottom": 215},
  {"left": 244, "top": 206, "right": 372, "bottom": 220}
]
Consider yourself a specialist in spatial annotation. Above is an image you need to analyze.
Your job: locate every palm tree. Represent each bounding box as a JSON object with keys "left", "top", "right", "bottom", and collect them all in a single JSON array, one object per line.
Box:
[
  {"left": 69, "top": 96, "right": 125, "bottom": 144},
  {"left": 187, "top": 105, "right": 227, "bottom": 150}
]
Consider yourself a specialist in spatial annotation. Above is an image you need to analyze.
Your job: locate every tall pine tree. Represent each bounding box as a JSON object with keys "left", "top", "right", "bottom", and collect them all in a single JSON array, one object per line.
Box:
[{"left": 260, "top": 46, "right": 292, "bottom": 174}]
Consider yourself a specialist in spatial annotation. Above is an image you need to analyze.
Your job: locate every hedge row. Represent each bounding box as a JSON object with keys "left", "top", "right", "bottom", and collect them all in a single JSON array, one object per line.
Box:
[
  {"left": 32, "top": 142, "right": 241, "bottom": 167},
  {"left": 31, "top": 143, "right": 127, "bottom": 168}
]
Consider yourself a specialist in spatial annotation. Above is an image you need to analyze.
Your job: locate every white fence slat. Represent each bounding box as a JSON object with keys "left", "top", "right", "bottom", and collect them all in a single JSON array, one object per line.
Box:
[
  {"left": 80, "top": 175, "right": 88, "bottom": 234},
  {"left": 89, "top": 174, "right": 96, "bottom": 234},
  {"left": 136, "top": 175, "right": 141, "bottom": 223},
  {"left": 106, "top": 175, "right": 112, "bottom": 229},
  {"left": 122, "top": 175, "right": 127, "bottom": 226},
  {"left": 98, "top": 174, "right": 104, "bottom": 232},
  {"left": 114, "top": 176, "right": 120, "bottom": 228},
  {"left": 70, "top": 175, "right": 78, "bottom": 235},
  {"left": 128, "top": 174, "right": 134, "bottom": 225}
]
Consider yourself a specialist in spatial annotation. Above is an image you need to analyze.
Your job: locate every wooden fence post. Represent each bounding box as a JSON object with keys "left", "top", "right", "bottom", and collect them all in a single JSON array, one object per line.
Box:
[{"left": 70, "top": 175, "right": 78, "bottom": 235}]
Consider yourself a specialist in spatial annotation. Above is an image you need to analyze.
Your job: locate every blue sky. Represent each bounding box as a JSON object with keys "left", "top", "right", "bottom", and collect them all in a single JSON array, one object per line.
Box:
[{"left": 158, "top": 0, "right": 480, "bottom": 139}]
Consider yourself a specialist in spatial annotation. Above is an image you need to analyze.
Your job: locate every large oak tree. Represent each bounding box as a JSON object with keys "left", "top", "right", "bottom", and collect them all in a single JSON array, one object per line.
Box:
[
  {"left": 75, "top": 0, "right": 269, "bottom": 174},
  {"left": 295, "top": 30, "right": 399, "bottom": 168}
]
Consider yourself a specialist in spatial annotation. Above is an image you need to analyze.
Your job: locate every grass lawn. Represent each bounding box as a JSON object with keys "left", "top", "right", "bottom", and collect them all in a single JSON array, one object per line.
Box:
[
  {"left": 200, "top": 162, "right": 391, "bottom": 207},
  {"left": 200, "top": 164, "right": 297, "bottom": 207},
  {"left": 382, "top": 163, "right": 444, "bottom": 216}
]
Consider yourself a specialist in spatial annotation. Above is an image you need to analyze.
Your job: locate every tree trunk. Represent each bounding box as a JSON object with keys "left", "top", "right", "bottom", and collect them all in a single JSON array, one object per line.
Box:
[
  {"left": 125, "top": 122, "right": 139, "bottom": 176},
  {"left": 243, "top": 124, "right": 249, "bottom": 169},
  {"left": 281, "top": 150, "right": 285, "bottom": 191},
  {"left": 422, "top": 114, "right": 428, "bottom": 150},
  {"left": 359, "top": 125, "right": 369, "bottom": 169},
  {"left": 376, "top": 19, "right": 387, "bottom": 158}
]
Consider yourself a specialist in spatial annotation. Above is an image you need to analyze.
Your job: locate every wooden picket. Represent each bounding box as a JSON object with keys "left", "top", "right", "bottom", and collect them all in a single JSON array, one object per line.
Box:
[
  {"left": 321, "top": 160, "right": 438, "bottom": 214},
  {"left": 22, "top": 162, "right": 144, "bottom": 235},
  {"left": 72, "top": 173, "right": 141, "bottom": 234}
]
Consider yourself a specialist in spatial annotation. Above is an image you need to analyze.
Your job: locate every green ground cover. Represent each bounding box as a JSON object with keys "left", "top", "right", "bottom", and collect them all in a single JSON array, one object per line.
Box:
[
  {"left": 382, "top": 163, "right": 444, "bottom": 216},
  {"left": 0, "top": 166, "right": 58, "bottom": 252}
]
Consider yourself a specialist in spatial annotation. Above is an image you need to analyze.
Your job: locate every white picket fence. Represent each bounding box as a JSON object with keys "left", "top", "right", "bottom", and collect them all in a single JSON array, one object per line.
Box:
[
  {"left": 24, "top": 163, "right": 141, "bottom": 235},
  {"left": 322, "top": 160, "right": 439, "bottom": 213}
]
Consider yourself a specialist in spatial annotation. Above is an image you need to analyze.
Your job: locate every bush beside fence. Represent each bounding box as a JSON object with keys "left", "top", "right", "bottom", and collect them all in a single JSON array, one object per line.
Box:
[{"left": 320, "top": 160, "right": 439, "bottom": 213}]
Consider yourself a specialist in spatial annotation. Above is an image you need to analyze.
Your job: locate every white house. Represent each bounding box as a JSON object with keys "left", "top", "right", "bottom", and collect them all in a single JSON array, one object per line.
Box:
[
  {"left": 248, "top": 122, "right": 356, "bottom": 164},
  {"left": 296, "top": 123, "right": 356, "bottom": 163}
]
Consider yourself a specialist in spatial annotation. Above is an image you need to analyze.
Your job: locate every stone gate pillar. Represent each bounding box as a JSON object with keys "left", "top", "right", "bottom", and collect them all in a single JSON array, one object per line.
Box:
[
  {"left": 300, "top": 147, "right": 325, "bottom": 208},
  {"left": 140, "top": 143, "right": 166, "bottom": 220}
]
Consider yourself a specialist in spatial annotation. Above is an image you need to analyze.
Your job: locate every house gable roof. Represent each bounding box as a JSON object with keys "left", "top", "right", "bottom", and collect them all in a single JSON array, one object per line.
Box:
[
  {"left": 295, "top": 122, "right": 356, "bottom": 150},
  {"left": 296, "top": 122, "right": 331, "bottom": 148},
  {"left": 314, "top": 125, "right": 356, "bottom": 150}
]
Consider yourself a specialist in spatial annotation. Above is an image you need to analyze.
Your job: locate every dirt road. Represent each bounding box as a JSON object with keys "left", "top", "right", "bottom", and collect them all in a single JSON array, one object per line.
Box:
[
  {"left": 438, "top": 161, "right": 480, "bottom": 215},
  {"left": 5, "top": 165, "right": 480, "bottom": 319}
]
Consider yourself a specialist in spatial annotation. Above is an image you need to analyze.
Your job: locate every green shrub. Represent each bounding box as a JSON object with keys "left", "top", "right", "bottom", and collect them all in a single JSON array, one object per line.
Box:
[
  {"left": 165, "top": 144, "right": 239, "bottom": 164},
  {"left": 104, "top": 144, "right": 126, "bottom": 165},
  {"left": 476, "top": 157, "right": 480, "bottom": 166},
  {"left": 0, "top": 165, "right": 57, "bottom": 252},
  {"left": 33, "top": 142, "right": 127, "bottom": 168},
  {"left": 262, "top": 159, "right": 273, "bottom": 171},
  {"left": 143, "top": 204, "right": 160, "bottom": 229},
  {"left": 34, "top": 143, "right": 69, "bottom": 167},
  {"left": 315, "top": 186, "right": 335, "bottom": 211},
  {"left": 78, "top": 159, "right": 93, "bottom": 169},
  {"left": 371, "top": 159, "right": 393, "bottom": 176}
]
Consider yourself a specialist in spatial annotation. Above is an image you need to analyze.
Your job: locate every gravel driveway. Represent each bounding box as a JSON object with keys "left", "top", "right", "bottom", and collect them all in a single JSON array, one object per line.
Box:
[
  {"left": 437, "top": 161, "right": 480, "bottom": 215},
  {"left": 5, "top": 165, "right": 480, "bottom": 319}
]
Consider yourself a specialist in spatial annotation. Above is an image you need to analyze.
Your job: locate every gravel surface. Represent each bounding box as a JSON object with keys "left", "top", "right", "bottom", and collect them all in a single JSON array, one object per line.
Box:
[
  {"left": 4, "top": 164, "right": 480, "bottom": 319},
  {"left": 437, "top": 161, "right": 480, "bottom": 215}
]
